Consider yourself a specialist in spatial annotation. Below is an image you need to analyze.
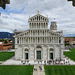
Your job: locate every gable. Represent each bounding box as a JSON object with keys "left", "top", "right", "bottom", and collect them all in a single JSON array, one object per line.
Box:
[
  {"left": 28, "top": 14, "right": 49, "bottom": 22},
  {"left": 48, "top": 30, "right": 61, "bottom": 37},
  {"left": 16, "top": 30, "right": 29, "bottom": 37}
]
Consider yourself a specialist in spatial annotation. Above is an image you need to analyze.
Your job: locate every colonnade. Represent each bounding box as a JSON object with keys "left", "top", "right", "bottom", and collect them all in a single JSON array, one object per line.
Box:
[
  {"left": 16, "top": 37, "right": 61, "bottom": 44},
  {"left": 25, "top": 30, "right": 58, "bottom": 36},
  {"left": 29, "top": 22, "right": 48, "bottom": 29}
]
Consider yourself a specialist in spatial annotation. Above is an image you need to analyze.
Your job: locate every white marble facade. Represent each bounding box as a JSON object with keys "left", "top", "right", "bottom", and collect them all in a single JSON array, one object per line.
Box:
[{"left": 14, "top": 12, "right": 64, "bottom": 63}]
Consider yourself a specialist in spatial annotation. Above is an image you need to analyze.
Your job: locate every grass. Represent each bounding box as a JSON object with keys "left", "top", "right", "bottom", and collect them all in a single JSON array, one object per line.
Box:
[
  {"left": 0, "top": 52, "right": 15, "bottom": 61},
  {"left": 64, "top": 48, "right": 75, "bottom": 61},
  {"left": 45, "top": 65, "right": 75, "bottom": 75},
  {"left": 0, "top": 65, "right": 33, "bottom": 75}
]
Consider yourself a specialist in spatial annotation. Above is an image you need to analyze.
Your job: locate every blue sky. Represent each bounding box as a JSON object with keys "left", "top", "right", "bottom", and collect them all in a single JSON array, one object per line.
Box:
[{"left": 0, "top": 0, "right": 75, "bottom": 35}]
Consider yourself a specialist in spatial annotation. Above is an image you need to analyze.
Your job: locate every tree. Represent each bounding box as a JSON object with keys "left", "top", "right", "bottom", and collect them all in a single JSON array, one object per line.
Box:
[
  {"left": 68, "top": 0, "right": 75, "bottom": 7},
  {"left": 0, "top": 0, "right": 10, "bottom": 9}
]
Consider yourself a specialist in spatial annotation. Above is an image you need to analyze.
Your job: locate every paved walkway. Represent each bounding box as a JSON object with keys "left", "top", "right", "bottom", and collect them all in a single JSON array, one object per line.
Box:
[
  {"left": 1, "top": 56, "right": 22, "bottom": 65},
  {"left": 1, "top": 55, "right": 75, "bottom": 65},
  {"left": 33, "top": 65, "right": 45, "bottom": 75}
]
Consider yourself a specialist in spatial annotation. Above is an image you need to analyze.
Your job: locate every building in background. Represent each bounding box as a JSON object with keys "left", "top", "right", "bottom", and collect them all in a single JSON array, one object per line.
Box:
[
  {"left": 14, "top": 11, "right": 64, "bottom": 63},
  {"left": 64, "top": 37, "right": 75, "bottom": 45},
  {"left": 0, "top": 43, "right": 12, "bottom": 50}
]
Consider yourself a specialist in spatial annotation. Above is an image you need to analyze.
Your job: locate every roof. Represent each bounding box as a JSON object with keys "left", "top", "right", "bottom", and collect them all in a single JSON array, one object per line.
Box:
[
  {"left": 0, "top": 43, "right": 12, "bottom": 46},
  {"left": 64, "top": 37, "right": 75, "bottom": 41}
]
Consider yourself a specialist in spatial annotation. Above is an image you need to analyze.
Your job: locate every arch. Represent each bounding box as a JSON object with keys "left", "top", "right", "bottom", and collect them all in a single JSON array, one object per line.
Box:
[
  {"left": 45, "top": 19, "right": 46, "bottom": 21},
  {"left": 46, "top": 23, "right": 48, "bottom": 25},
  {"left": 36, "top": 45, "right": 42, "bottom": 48},
  {"left": 37, "top": 16, "right": 38, "bottom": 21},
  {"left": 25, "top": 48, "right": 29, "bottom": 51},
  {"left": 49, "top": 45, "right": 55, "bottom": 49},
  {"left": 35, "top": 17, "right": 36, "bottom": 20},
  {"left": 30, "top": 23, "right": 31, "bottom": 25},
  {"left": 41, "top": 17, "right": 42, "bottom": 21},
  {"left": 49, "top": 48, "right": 54, "bottom": 51},
  {"left": 43, "top": 18, "right": 44, "bottom": 20},
  {"left": 39, "top": 16, "right": 40, "bottom": 21},
  {"left": 33, "top": 18, "right": 34, "bottom": 21}
]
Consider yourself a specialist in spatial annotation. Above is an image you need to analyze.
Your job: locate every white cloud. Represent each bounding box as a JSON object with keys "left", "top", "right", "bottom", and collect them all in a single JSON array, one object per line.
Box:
[{"left": 0, "top": 0, "right": 75, "bottom": 35}]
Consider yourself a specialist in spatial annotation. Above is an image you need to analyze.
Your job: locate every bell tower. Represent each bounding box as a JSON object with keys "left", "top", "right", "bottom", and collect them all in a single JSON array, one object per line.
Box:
[{"left": 50, "top": 21, "right": 57, "bottom": 30}]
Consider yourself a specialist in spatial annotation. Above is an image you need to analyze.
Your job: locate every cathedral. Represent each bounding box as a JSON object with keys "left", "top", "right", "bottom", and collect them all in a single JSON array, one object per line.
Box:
[{"left": 14, "top": 11, "right": 64, "bottom": 64}]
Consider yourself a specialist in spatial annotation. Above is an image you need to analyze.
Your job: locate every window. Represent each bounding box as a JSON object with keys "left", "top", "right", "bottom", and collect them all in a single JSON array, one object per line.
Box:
[
  {"left": 38, "top": 38, "right": 39, "bottom": 43},
  {"left": 50, "top": 53, "right": 53, "bottom": 59},
  {"left": 33, "top": 18, "right": 34, "bottom": 21},
  {"left": 26, "top": 38, "right": 28, "bottom": 43},
  {"left": 37, "top": 16, "right": 38, "bottom": 21},
  {"left": 39, "top": 16, "right": 40, "bottom": 21},
  {"left": 43, "top": 31, "right": 44, "bottom": 35},
  {"left": 25, "top": 53, "right": 28, "bottom": 59},
  {"left": 33, "top": 38, "right": 35, "bottom": 42},
  {"left": 33, "top": 32, "right": 35, "bottom": 35},
  {"left": 17, "top": 38, "right": 19, "bottom": 44},
  {"left": 43, "top": 38, "right": 44, "bottom": 43},
  {"left": 37, "top": 51, "right": 41, "bottom": 59},
  {"left": 59, "top": 37, "right": 61, "bottom": 43},
  {"left": 59, "top": 39, "right": 61, "bottom": 43}
]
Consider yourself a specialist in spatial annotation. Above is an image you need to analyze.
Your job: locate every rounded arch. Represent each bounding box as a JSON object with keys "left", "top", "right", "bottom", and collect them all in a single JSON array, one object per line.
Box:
[
  {"left": 33, "top": 18, "right": 34, "bottom": 21},
  {"left": 49, "top": 45, "right": 55, "bottom": 50},
  {"left": 25, "top": 48, "right": 29, "bottom": 51},
  {"left": 49, "top": 48, "right": 54, "bottom": 51},
  {"left": 23, "top": 45, "right": 30, "bottom": 50},
  {"left": 36, "top": 45, "right": 42, "bottom": 48}
]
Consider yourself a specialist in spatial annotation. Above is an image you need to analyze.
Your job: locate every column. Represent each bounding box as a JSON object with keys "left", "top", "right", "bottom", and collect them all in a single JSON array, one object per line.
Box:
[
  {"left": 15, "top": 38, "right": 17, "bottom": 44},
  {"left": 23, "top": 49, "right": 25, "bottom": 60},
  {"left": 51, "top": 37, "right": 52, "bottom": 43},
  {"left": 20, "top": 37, "right": 22, "bottom": 44},
  {"left": 24, "top": 37, "right": 25, "bottom": 44},
  {"left": 37, "top": 37, "right": 38, "bottom": 44},
  {"left": 18, "top": 38, "right": 20, "bottom": 44},
  {"left": 32, "top": 37, "right": 33, "bottom": 43},
  {"left": 53, "top": 37, "right": 54, "bottom": 43},
  {"left": 22, "top": 37, "right": 23, "bottom": 44},
  {"left": 58, "top": 37, "right": 59, "bottom": 44},
  {"left": 28, "top": 37, "right": 29, "bottom": 44},
  {"left": 48, "top": 49, "right": 49, "bottom": 60},
  {"left": 22, "top": 37, "right": 24, "bottom": 44},
  {"left": 35, "top": 49, "right": 36, "bottom": 60}
]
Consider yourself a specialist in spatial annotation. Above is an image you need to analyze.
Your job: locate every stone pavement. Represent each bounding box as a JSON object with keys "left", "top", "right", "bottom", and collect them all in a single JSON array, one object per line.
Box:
[
  {"left": 1, "top": 56, "right": 22, "bottom": 65},
  {"left": 1, "top": 55, "right": 75, "bottom": 65},
  {"left": 33, "top": 65, "right": 45, "bottom": 75}
]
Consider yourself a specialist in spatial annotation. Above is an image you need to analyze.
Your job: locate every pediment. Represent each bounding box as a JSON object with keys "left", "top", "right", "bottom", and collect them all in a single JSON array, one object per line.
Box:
[
  {"left": 48, "top": 30, "right": 60, "bottom": 37},
  {"left": 16, "top": 30, "right": 29, "bottom": 37},
  {"left": 29, "top": 14, "right": 49, "bottom": 22}
]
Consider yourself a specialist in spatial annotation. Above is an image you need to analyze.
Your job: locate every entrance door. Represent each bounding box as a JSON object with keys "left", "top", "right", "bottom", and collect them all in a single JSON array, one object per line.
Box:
[
  {"left": 25, "top": 53, "right": 28, "bottom": 59},
  {"left": 37, "top": 51, "right": 41, "bottom": 59},
  {"left": 50, "top": 53, "right": 53, "bottom": 60}
]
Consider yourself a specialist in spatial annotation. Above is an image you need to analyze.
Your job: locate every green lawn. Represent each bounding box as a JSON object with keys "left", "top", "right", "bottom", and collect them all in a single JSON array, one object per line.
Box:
[
  {"left": 64, "top": 48, "right": 75, "bottom": 61},
  {"left": 0, "top": 52, "right": 15, "bottom": 61},
  {"left": 0, "top": 65, "right": 33, "bottom": 75},
  {"left": 45, "top": 65, "right": 75, "bottom": 75}
]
